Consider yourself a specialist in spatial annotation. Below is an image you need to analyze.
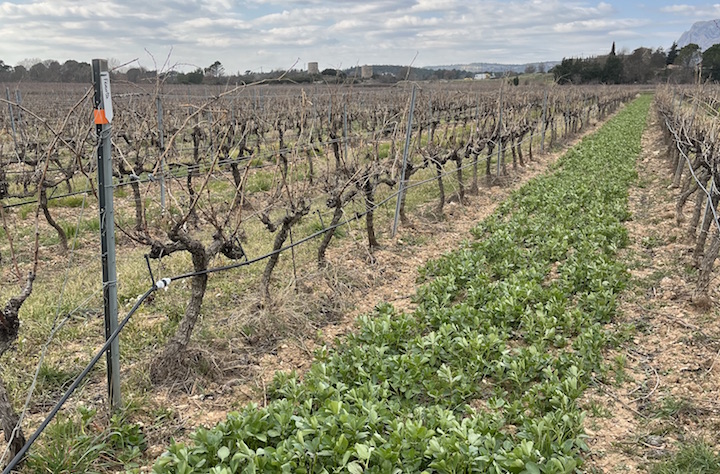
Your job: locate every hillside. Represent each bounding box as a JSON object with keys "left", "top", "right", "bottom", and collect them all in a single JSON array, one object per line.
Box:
[{"left": 678, "top": 19, "right": 720, "bottom": 50}]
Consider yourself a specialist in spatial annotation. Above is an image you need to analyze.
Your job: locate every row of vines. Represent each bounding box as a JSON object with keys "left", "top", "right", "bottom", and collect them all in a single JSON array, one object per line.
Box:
[
  {"left": 0, "top": 80, "right": 636, "bottom": 471},
  {"left": 655, "top": 84, "right": 720, "bottom": 304}
]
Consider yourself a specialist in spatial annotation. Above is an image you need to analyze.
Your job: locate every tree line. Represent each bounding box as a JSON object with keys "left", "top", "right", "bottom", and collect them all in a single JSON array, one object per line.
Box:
[
  {"left": 0, "top": 59, "right": 91, "bottom": 83},
  {"left": 0, "top": 58, "right": 473, "bottom": 85},
  {"left": 4, "top": 42, "right": 720, "bottom": 87},
  {"left": 553, "top": 42, "right": 720, "bottom": 85}
]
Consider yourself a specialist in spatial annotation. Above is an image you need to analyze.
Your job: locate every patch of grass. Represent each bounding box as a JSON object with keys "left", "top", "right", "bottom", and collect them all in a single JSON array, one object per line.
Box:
[
  {"left": 246, "top": 170, "right": 274, "bottom": 193},
  {"left": 61, "top": 216, "right": 101, "bottom": 240},
  {"left": 207, "top": 179, "right": 232, "bottom": 194},
  {"left": 650, "top": 441, "right": 720, "bottom": 474},
  {"left": 19, "top": 203, "right": 34, "bottom": 219},
  {"left": 585, "top": 399, "right": 613, "bottom": 418},
  {"left": 249, "top": 156, "right": 264, "bottom": 167},
  {"left": 634, "top": 269, "right": 671, "bottom": 294},
  {"left": 637, "top": 176, "right": 651, "bottom": 188},
  {"left": 612, "top": 354, "right": 631, "bottom": 385},
  {"left": 27, "top": 406, "right": 146, "bottom": 473},
  {"left": 47, "top": 194, "right": 87, "bottom": 208},
  {"left": 655, "top": 396, "right": 693, "bottom": 419},
  {"left": 398, "top": 233, "right": 429, "bottom": 247},
  {"left": 305, "top": 218, "right": 346, "bottom": 238},
  {"left": 641, "top": 234, "right": 665, "bottom": 249},
  {"left": 377, "top": 142, "right": 392, "bottom": 159},
  {"left": 36, "top": 362, "right": 76, "bottom": 392},
  {"left": 642, "top": 394, "right": 704, "bottom": 427},
  {"left": 684, "top": 263, "right": 699, "bottom": 279}
]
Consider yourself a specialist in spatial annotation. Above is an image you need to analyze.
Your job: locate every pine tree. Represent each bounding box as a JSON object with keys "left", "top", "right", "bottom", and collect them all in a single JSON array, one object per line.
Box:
[
  {"left": 667, "top": 41, "right": 679, "bottom": 65},
  {"left": 603, "top": 42, "right": 623, "bottom": 84}
]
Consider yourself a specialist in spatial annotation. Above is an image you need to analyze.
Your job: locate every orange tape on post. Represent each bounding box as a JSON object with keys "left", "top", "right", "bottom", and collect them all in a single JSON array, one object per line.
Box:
[{"left": 94, "top": 109, "right": 109, "bottom": 125}]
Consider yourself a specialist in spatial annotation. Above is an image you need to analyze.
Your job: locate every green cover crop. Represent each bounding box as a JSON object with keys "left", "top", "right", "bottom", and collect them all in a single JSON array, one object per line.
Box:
[{"left": 153, "top": 95, "right": 651, "bottom": 474}]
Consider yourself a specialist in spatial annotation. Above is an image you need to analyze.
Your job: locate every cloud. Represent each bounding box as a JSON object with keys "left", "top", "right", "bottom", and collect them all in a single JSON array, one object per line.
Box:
[
  {"left": 0, "top": 0, "right": 694, "bottom": 72},
  {"left": 384, "top": 15, "right": 440, "bottom": 28},
  {"left": 0, "top": 1, "right": 119, "bottom": 19},
  {"left": 410, "top": 0, "right": 459, "bottom": 13},
  {"left": 554, "top": 18, "right": 647, "bottom": 34},
  {"left": 659, "top": 4, "right": 720, "bottom": 17}
]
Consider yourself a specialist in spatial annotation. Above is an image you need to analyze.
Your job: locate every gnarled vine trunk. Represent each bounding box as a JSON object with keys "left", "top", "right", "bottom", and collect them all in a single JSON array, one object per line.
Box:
[{"left": 0, "top": 273, "right": 34, "bottom": 470}]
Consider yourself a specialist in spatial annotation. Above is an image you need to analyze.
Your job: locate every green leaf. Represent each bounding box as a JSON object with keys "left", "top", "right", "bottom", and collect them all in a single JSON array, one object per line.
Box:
[
  {"left": 355, "top": 443, "right": 371, "bottom": 461},
  {"left": 217, "top": 446, "right": 230, "bottom": 462}
]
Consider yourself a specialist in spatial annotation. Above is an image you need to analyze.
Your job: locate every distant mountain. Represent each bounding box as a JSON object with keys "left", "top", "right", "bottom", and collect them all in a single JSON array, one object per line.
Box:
[
  {"left": 428, "top": 61, "right": 560, "bottom": 74},
  {"left": 678, "top": 20, "right": 720, "bottom": 51}
]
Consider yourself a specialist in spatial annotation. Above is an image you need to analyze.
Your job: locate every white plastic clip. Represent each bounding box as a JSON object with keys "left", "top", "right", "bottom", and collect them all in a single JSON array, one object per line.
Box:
[{"left": 156, "top": 277, "right": 171, "bottom": 291}]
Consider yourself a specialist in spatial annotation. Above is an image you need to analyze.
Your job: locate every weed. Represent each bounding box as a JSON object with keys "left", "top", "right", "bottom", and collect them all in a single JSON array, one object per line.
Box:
[
  {"left": 26, "top": 406, "right": 146, "bottom": 473},
  {"left": 613, "top": 354, "right": 632, "bottom": 385},
  {"left": 61, "top": 217, "right": 101, "bottom": 240},
  {"left": 650, "top": 441, "right": 720, "bottom": 474},
  {"left": 33, "top": 363, "right": 77, "bottom": 402},
  {"left": 19, "top": 203, "right": 34, "bottom": 219},
  {"left": 47, "top": 195, "right": 86, "bottom": 208},
  {"left": 641, "top": 234, "right": 664, "bottom": 249},
  {"left": 586, "top": 400, "right": 613, "bottom": 418},
  {"left": 246, "top": 170, "right": 274, "bottom": 192},
  {"left": 656, "top": 396, "right": 693, "bottom": 419}
]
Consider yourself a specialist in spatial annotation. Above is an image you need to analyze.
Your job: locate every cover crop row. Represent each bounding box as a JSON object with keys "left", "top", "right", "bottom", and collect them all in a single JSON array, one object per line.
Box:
[{"left": 153, "top": 95, "right": 651, "bottom": 474}]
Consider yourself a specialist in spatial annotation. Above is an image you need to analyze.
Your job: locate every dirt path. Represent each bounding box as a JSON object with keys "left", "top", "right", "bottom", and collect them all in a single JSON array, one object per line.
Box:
[{"left": 584, "top": 108, "right": 720, "bottom": 472}]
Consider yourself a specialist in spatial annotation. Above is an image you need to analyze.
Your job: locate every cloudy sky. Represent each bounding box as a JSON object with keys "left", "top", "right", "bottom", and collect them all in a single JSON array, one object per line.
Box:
[{"left": 0, "top": 1, "right": 717, "bottom": 73}]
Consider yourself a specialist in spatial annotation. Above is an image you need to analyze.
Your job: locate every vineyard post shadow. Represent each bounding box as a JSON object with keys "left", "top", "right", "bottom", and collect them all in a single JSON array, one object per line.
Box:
[{"left": 92, "top": 58, "right": 122, "bottom": 411}]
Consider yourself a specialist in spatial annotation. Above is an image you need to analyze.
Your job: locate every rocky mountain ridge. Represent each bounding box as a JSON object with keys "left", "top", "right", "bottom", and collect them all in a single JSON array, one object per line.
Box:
[{"left": 678, "top": 19, "right": 720, "bottom": 50}]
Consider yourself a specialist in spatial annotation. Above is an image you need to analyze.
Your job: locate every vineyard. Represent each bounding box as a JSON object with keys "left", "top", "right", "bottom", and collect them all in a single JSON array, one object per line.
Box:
[
  {"left": 655, "top": 85, "right": 720, "bottom": 303},
  {"left": 0, "top": 80, "right": 718, "bottom": 473}
]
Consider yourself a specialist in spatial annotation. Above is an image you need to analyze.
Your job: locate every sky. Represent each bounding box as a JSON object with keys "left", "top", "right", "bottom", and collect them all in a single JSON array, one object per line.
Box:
[{"left": 0, "top": 0, "right": 718, "bottom": 74}]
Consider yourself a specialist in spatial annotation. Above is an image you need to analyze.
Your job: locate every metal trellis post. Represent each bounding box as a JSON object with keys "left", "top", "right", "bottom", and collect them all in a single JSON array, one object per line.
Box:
[
  {"left": 157, "top": 96, "right": 166, "bottom": 212},
  {"left": 497, "top": 88, "right": 503, "bottom": 176},
  {"left": 541, "top": 90, "right": 548, "bottom": 153},
  {"left": 6, "top": 88, "right": 19, "bottom": 157},
  {"left": 343, "top": 103, "right": 349, "bottom": 161},
  {"left": 92, "top": 59, "right": 121, "bottom": 411},
  {"left": 392, "top": 84, "right": 417, "bottom": 237},
  {"left": 15, "top": 89, "right": 26, "bottom": 143}
]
